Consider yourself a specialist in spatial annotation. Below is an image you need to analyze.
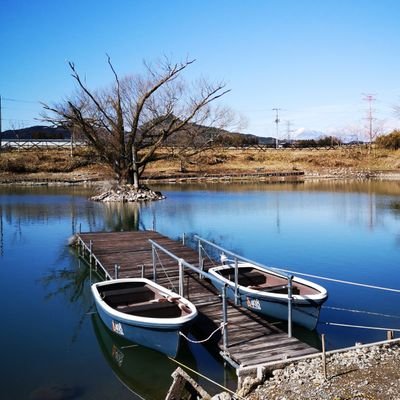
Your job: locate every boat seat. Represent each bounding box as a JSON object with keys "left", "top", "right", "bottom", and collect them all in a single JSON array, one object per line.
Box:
[
  {"left": 118, "top": 301, "right": 183, "bottom": 319},
  {"left": 100, "top": 286, "right": 151, "bottom": 297},
  {"left": 102, "top": 285, "right": 155, "bottom": 306},
  {"left": 261, "top": 284, "right": 300, "bottom": 294},
  {"left": 237, "top": 271, "right": 267, "bottom": 287}
]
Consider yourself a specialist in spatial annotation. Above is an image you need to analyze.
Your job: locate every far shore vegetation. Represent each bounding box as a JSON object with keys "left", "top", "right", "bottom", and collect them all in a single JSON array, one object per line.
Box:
[{"left": 0, "top": 135, "right": 399, "bottom": 182}]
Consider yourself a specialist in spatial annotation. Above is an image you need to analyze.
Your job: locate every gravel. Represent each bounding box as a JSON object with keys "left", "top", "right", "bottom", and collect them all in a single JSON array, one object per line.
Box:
[{"left": 240, "top": 341, "right": 400, "bottom": 400}]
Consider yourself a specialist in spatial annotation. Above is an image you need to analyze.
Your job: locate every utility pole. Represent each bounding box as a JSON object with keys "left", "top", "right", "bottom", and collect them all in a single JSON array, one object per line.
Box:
[
  {"left": 286, "top": 120, "right": 294, "bottom": 143},
  {"left": 272, "top": 108, "right": 281, "bottom": 149},
  {"left": 362, "top": 93, "right": 376, "bottom": 143}
]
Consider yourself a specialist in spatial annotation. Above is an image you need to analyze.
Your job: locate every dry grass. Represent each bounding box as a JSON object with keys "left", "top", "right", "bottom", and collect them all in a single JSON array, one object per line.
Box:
[
  {"left": 145, "top": 147, "right": 400, "bottom": 175},
  {"left": 0, "top": 147, "right": 399, "bottom": 180}
]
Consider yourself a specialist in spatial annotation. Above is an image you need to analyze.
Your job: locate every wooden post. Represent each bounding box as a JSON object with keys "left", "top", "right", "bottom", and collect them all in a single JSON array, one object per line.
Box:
[
  {"left": 387, "top": 330, "right": 394, "bottom": 340},
  {"left": 321, "top": 333, "right": 327, "bottom": 380}
]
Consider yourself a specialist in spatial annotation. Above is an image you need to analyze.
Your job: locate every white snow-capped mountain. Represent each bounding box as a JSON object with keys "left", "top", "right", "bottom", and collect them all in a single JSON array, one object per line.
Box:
[{"left": 294, "top": 128, "right": 326, "bottom": 140}]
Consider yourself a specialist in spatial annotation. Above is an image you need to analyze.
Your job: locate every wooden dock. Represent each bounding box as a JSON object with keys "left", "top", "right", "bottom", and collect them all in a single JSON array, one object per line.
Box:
[{"left": 77, "top": 230, "right": 318, "bottom": 379}]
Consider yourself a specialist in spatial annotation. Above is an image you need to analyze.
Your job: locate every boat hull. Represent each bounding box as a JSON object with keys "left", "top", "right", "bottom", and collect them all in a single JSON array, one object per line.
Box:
[
  {"left": 212, "top": 280, "right": 321, "bottom": 330},
  {"left": 91, "top": 278, "right": 197, "bottom": 358},
  {"left": 209, "top": 264, "right": 327, "bottom": 330},
  {"left": 94, "top": 303, "right": 186, "bottom": 357}
]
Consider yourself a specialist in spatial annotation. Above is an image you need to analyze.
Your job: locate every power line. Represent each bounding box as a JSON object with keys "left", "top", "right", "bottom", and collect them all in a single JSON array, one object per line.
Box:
[{"left": 2, "top": 97, "right": 39, "bottom": 104}]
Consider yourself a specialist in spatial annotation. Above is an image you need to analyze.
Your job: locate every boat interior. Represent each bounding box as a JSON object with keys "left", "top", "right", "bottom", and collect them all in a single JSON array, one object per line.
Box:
[
  {"left": 98, "top": 281, "right": 192, "bottom": 319},
  {"left": 216, "top": 266, "right": 319, "bottom": 295}
]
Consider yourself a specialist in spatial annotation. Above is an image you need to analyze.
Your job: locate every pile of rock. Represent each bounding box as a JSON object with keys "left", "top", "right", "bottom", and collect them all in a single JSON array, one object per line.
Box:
[
  {"left": 90, "top": 185, "right": 165, "bottom": 202},
  {"left": 245, "top": 341, "right": 400, "bottom": 400}
]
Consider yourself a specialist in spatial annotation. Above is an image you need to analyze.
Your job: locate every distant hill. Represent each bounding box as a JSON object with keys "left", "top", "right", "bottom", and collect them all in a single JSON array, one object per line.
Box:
[
  {"left": 2, "top": 125, "right": 71, "bottom": 140},
  {"left": 2, "top": 123, "right": 273, "bottom": 146}
]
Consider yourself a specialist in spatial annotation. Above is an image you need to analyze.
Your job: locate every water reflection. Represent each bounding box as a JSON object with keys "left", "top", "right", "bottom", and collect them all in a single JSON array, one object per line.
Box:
[
  {"left": 102, "top": 202, "right": 144, "bottom": 232},
  {"left": 0, "top": 180, "right": 399, "bottom": 398},
  {"left": 91, "top": 313, "right": 192, "bottom": 400}
]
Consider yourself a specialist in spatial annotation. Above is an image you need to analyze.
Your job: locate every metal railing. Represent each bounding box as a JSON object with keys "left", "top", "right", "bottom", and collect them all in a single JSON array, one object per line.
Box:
[
  {"left": 195, "top": 235, "right": 294, "bottom": 338},
  {"left": 148, "top": 239, "right": 234, "bottom": 364},
  {"left": 77, "top": 236, "right": 113, "bottom": 280}
]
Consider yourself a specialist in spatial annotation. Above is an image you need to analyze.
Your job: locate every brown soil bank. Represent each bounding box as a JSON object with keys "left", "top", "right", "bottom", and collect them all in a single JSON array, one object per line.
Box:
[{"left": 0, "top": 147, "right": 399, "bottom": 183}]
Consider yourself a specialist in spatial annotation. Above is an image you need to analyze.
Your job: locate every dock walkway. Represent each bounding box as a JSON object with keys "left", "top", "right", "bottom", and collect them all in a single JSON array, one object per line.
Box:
[{"left": 77, "top": 230, "right": 318, "bottom": 378}]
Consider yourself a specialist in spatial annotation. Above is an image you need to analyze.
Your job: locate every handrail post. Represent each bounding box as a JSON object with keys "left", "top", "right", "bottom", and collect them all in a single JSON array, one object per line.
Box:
[
  {"left": 234, "top": 257, "right": 239, "bottom": 305},
  {"left": 178, "top": 259, "right": 184, "bottom": 297},
  {"left": 198, "top": 241, "right": 204, "bottom": 278},
  {"left": 114, "top": 264, "right": 120, "bottom": 279},
  {"left": 288, "top": 275, "right": 293, "bottom": 338},
  {"left": 222, "top": 284, "right": 229, "bottom": 353},
  {"left": 89, "top": 240, "right": 93, "bottom": 266},
  {"left": 141, "top": 264, "right": 145, "bottom": 278},
  {"left": 152, "top": 244, "right": 157, "bottom": 282}
]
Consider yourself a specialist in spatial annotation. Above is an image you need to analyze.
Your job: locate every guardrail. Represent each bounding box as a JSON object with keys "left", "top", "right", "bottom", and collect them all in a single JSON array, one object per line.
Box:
[
  {"left": 194, "top": 235, "right": 294, "bottom": 337},
  {"left": 1, "top": 139, "right": 86, "bottom": 150}
]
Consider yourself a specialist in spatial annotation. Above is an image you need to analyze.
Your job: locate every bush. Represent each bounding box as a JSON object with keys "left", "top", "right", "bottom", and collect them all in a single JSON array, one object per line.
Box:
[{"left": 376, "top": 131, "right": 400, "bottom": 150}]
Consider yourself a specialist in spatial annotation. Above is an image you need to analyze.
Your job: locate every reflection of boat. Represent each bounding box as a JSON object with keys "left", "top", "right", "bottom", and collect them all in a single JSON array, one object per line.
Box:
[
  {"left": 91, "top": 278, "right": 198, "bottom": 357},
  {"left": 91, "top": 313, "right": 182, "bottom": 400},
  {"left": 208, "top": 262, "right": 327, "bottom": 330}
]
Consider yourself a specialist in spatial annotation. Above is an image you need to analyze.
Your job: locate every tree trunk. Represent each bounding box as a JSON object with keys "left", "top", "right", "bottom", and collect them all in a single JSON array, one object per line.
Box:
[
  {"left": 131, "top": 147, "right": 140, "bottom": 190},
  {"left": 132, "top": 169, "right": 140, "bottom": 190}
]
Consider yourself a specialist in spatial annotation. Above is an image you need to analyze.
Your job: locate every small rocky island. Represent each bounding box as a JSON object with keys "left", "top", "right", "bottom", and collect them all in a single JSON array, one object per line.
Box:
[{"left": 90, "top": 184, "right": 165, "bottom": 202}]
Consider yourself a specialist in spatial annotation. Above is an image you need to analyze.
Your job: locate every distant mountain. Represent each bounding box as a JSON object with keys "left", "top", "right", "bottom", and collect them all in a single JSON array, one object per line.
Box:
[
  {"left": 2, "top": 125, "right": 71, "bottom": 139},
  {"left": 294, "top": 128, "right": 326, "bottom": 141}
]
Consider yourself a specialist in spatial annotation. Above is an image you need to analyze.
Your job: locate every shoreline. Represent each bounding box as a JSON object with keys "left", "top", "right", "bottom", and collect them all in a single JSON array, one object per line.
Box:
[
  {"left": 238, "top": 338, "right": 400, "bottom": 400},
  {"left": 1, "top": 169, "right": 400, "bottom": 186}
]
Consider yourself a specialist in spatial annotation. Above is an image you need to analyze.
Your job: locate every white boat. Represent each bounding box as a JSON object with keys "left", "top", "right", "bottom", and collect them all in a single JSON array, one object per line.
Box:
[
  {"left": 91, "top": 278, "right": 198, "bottom": 357},
  {"left": 208, "top": 261, "right": 327, "bottom": 330}
]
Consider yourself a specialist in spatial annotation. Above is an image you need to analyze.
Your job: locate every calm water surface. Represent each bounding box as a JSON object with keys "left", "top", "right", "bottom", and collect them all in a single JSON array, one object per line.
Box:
[{"left": 1, "top": 181, "right": 399, "bottom": 399}]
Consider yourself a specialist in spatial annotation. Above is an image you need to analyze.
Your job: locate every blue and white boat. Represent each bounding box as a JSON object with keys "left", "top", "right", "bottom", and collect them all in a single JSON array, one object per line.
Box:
[
  {"left": 91, "top": 278, "right": 198, "bottom": 357},
  {"left": 208, "top": 262, "right": 327, "bottom": 330}
]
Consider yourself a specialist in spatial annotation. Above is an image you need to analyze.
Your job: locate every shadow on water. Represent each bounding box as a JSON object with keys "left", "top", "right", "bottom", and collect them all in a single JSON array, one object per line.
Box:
[{"left": 91, "top": 313, "right": 185, "bottom": 400}]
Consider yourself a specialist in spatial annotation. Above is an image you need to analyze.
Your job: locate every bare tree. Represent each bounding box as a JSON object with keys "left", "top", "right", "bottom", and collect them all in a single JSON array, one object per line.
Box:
[{"left": 43, "top": 57, "right": 230, "bottom": 189}]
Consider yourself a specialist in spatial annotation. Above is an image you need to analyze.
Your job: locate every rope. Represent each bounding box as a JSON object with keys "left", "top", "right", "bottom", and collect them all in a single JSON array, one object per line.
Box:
[
  {"left": 323, "top": 306, "right": 400, "bottom": 320},
  {"left": 167, "top": 357, "right": 243, "bottom": 399},
  {"left": 179, "top": 322, "right": 228, "bottom": 344},
  {"left": 153, "top": 247, "right": 177, "bottom": 292},
  {"left": 324, "top": 322, "right": 400, "bottom": 332},
  {"left": 199, "top": 243, "right": 219, "bottom": 268},
  {"left": 273, "top": 267, "right": 400, "bottom": 293}
]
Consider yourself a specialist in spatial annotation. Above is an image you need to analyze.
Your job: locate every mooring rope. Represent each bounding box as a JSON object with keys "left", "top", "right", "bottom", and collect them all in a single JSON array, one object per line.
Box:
[
  {"left": 272, "top": 267, "right": 400, "bottom": 293},
  {"left": 167, "top": 357, "right": 243, "bottom": 399},
  {"left": 323, "top": 306, "right": 400, "bottom": 320},
  {"left": 324, "top": 322, "right": 400, "bottom": 332},
  {"left": 179, "top": 322, "right": 228, "bottom": 344}
]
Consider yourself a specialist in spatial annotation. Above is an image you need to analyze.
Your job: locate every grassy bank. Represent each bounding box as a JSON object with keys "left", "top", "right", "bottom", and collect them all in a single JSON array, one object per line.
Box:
[{"left": 0, "top": 146, "right": 399, "bottom": 182}]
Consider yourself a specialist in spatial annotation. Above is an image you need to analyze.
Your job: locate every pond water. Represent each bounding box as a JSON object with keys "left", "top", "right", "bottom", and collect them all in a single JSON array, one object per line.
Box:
[{"left": 1, "top": 180, "right": 399, "bottom": 399}]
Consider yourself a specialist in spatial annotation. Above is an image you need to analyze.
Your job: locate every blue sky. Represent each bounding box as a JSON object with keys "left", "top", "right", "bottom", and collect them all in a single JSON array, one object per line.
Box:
[{"left": 1, "top": 0, "right": 399, "bottom": 139}]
